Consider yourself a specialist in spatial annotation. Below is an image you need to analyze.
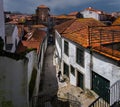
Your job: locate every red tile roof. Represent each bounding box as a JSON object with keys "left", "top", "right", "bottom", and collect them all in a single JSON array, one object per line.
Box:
[
  {"left": 112, "top": 17, "right": 120, "bottom": 25},
  {"left": 93, "top": 45, "right": 120, "bottom": 61},
  {"left": 68, "top": 11, "right": 79, "bottom": 16},
  {"left": 55, "top": 18, "right": 120, "bottom": 60},
  {"left": 55, "top": 18, "right": 105, "bottom": 47},
  {"left": 37, "top": 5, "right": 50, "bottom": 10},
  {"left": 32, "top": 24, "right": 47, "bottom": 29},
  {"left": 55, "top": 15, "right": 74, "bottom": 19},
  {"left": 55, "top": 19, "right": 75, "bottom": 33},
  {"left": 90, "top": 26, "right": 120, "bottom": 47},
  {"left": 16, "top": 30, "right": 46, "bottom": 53}
]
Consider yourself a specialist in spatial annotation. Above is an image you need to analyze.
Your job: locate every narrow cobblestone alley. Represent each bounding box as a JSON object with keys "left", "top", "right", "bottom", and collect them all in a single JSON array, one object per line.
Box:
[{"left": 39, "top": 44, "right": 58, "bottom": 96}]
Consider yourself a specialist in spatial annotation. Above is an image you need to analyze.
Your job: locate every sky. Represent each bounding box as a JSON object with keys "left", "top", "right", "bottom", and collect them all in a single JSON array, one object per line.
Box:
[{"left": 3, "top": 0, "right": 120, "bottom": 15}]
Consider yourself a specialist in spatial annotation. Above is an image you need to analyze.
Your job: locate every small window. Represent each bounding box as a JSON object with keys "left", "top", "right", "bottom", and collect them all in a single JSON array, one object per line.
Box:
[
  {"left": 76, "top": 47, "right": 84, "bottom": 67},
  {"left": 64, "top": 40, "right": 69, "bottom": 56},
  {"left": 89, "top": 11, "right": 92, "bottom": 14},
  {"left": 6, "top": 44, "right": 13, "bottom": 50},
  {"left": 64, "top": 62, "right": 69, "bottom": 77},
  {"left": 70, "top": 65, "right": 75, "bottom": 76}
]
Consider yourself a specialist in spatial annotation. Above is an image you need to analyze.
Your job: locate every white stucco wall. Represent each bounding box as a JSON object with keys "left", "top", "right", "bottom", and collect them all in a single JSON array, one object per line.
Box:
[
  {"left": 84, "top": 50, "right": 91, "bottom": 89},
  {"left": 34, "top": 35, "right": 48, "bottom": 96},
  {"left": 55, "top": 30, "right": 62, "bottom": 59},
  {"left": 81, "top": 10, "right": 99, "bottom": 20},
  {"left": 62, "top": 38, "right": 87, "bottom": 87},
  {"left": 0, "top": 0, "right": 5, "bottom": 41},
  {"left": 11, "top": 26, "right": 19, "bottom": 53},
  {"left": 92, "top": 53, "right": 120, "bottom": 86},
  {"left": 61, "top": 37, "right": 120, "bottom": 89},
  {"left": 26, "top": 51, "right": 37, "bottom": 85},
  {"left": 26, "top": 50, "right": 39, "bottom": 97},
  {"left": 39, "top": 36, "right": 48, "bottom": 71},
  {"left": 0, "top": 56, "right": 28, "bottom": 107}
]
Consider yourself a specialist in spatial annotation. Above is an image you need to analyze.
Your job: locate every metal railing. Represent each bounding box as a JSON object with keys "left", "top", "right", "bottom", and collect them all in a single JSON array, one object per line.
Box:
[
  {"left": 110, "top": 80, "right": 120, "bottom": 106},
  {"left": 89, "top": 97, "right": 110, "bottom": 107},
  {"left": 88, "top": 25, "right": 120, "bottom": 59}
]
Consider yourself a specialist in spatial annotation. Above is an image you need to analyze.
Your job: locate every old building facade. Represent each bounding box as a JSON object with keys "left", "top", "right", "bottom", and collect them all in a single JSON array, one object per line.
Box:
[{"left": 55, "top": 18, "right": 120, "bottom": 106}]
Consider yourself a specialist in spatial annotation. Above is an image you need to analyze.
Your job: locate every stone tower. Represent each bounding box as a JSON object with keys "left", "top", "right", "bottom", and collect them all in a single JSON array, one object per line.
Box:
[{"left": 36, "top": 5, "right": 50, "bottom": 25}]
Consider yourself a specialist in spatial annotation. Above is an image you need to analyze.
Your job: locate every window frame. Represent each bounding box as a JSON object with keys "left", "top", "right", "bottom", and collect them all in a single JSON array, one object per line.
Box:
[
  {"left": 70, "top": 65, "right": 75, "bottom": 76},
  {"left": 64, "top": 40, "right": 69, "bottom": 56},
  {"left": 76, "top": 46, "right": 84, "bottom": 67}
]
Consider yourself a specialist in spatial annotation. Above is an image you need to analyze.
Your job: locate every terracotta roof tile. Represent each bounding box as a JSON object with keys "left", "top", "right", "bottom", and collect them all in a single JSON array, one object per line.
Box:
[
  {"left": 16, "top": 30, "right": 46, "bottom": 53},
  {"left": 56, "top": 18, "right": 104, "bottom": 47},
  {"left": 55, "top": 19, "right": 75, "bottom": 33},
  {"left": 64, "top": 18, "right": 105, "bottom": 34},
  {"left": 112, "top": 17, "right": 120, "bottom": 25},
  {"left": 37, "top": 5, "right": 49, "bottom": 9},
  {"left": 90, "top": 26, "right": 120, "bottom": 47},
  {"left": 93, "top": 45, "right": 120, "bottom": 61},
  {"left": 55, "top": 15, "right": 74, "bottom": 19},
  {"left": 68, "top": 11, "right": 79, "bottom": 16},
  {"left": 32, "top": 24, "right": 47, "bottom": 28},
  {"left": 56, "top": 18, "right": 120, "bottom": 60}
]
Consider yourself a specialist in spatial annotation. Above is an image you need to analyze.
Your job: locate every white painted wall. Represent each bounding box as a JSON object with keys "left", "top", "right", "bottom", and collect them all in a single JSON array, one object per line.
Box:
[
  {"left": 55, "top": 30, "right": 120, "bottom": 105},
  {"left": 61, "top": 37, "right": 120, "bottom": 89},
  {"left": 0, "top": 56, "right": 28, "bottom": 107},
  {"left": 34, "top": 35, "right": 48, "bottom": 96},
  {"left": 55, "top": 30, "right": 62, "bottom": 59},
  {"left": 0, "top": 0, "right": 5, "bottom": 41},
  {"left": 81, "top": 10, "right": 99, "bottom": 20},
  {"left": 11, "top": 26, "right": 20, "bottom": 53},
  {"left": 26, "top": 50, "right": 39, "bottom": 97},
  {"left": 92, "top": 53, "right": 120, "bottom": 86},
  {"left": 61, "top": 38, "right": 86, "bottom": 87},
  {"left": 26, "top": 51, "right": 37, "bottom": 85},
  {"left": 5, "top": 25, "right": 20, "bottom": 53}
]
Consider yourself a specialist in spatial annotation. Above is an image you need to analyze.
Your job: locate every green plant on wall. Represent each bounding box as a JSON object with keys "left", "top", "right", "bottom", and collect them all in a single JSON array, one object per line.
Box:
[
  {"left": 29, "top": 68, "right": 37, "bottom": 101},
  {"left": 2, "top": 101, "right": 13, "bottom": 107}
]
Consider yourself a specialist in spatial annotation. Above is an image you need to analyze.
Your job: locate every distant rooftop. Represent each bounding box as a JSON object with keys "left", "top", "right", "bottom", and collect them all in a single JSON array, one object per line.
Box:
[
  {"left": 16, "top": 29, "right": 46, "bottom": 53},
  {"left": 37, "top": 5, "right": 50, "bottom": 10}
]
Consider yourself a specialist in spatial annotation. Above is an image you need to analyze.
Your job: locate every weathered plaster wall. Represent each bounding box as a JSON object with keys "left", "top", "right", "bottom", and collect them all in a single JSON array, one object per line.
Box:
[
  {"left": 55, "top": 30, "right": 62, "bottom": 59},
  {"left": 0, "top": 56, "right": 28, "bottom": 107},
  {"left": 93, "top": 53, "right": 120, "bottom": 86},
  {"left": 34, "top": 36, "right": 48, "bottom": 96},
  {"left": 62, "top": 38, "right": 86, "bottom": 87},
  {"left": 26, "top": 51, "right": 37, "bottom": 85},
  {"left": 0, "top": 0, "right": 5, "bottom": 41},
  {"left": 11, "top": 26, "right": 19, "bottom": 53}
]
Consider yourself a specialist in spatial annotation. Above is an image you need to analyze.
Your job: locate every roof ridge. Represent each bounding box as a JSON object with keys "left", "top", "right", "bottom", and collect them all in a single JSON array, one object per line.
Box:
[
  {"left": 61, "top": 19, "right": 76, "bottom": 34},
  {"left": 54, "top": 19, "right": 76, "bottom": 34}
]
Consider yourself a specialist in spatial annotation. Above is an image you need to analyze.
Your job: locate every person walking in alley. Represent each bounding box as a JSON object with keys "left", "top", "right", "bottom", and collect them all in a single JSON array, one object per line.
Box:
[{"left": 58, "top": 71, "right": 61, "bottom": 82}]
